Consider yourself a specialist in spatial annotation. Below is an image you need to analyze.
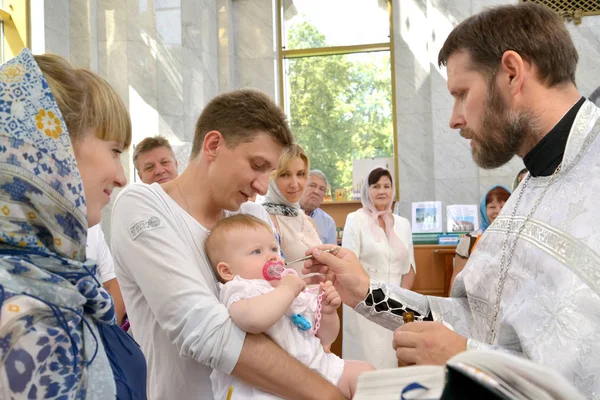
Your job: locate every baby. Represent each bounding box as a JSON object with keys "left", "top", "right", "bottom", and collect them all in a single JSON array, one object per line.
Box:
[{"left": 205, "top": 214, "right": 373, "bottom": 399}]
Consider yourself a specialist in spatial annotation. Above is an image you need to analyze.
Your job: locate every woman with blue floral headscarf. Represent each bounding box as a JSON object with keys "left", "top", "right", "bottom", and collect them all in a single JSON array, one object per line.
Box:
[
  {"left": 0, "top": 49, "right": 146, "bottom": 399},
  {"left": 451, "top": 185, "right": 511, "bottom": 288}
]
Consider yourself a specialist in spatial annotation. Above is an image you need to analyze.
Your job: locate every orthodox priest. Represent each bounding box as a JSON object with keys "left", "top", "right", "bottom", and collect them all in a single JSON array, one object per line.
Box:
[{"left": 303, "top": 3, "right": 600, "bottom": 398}]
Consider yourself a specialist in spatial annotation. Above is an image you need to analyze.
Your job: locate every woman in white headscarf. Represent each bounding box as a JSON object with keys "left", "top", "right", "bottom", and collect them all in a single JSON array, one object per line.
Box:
[
  {"left": 261, "top": 143, "right": 321, "bottom": 273},
  {"left": 341, "top": 167, "right": 416, "bottom": 369}
]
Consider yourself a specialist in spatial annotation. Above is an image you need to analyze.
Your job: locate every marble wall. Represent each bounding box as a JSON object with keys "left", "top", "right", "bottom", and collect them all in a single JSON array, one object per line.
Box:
[
  {"left": 392, "top": 0, "right": 522, "bottom": 219},
  {"left": 392, "top": 0, "right": 600, "bottom": 221},
  {"left": 42, "top": 0, "right": 221, "bottom": 158}
]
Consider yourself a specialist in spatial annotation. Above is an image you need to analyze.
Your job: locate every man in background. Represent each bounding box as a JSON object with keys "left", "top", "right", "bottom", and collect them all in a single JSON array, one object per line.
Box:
[
  {"left": 300, "top": 170, "right": 337, "bottom": 244},
  {"left": 133, "top": 135, "right": 179, "bottom": 184}
]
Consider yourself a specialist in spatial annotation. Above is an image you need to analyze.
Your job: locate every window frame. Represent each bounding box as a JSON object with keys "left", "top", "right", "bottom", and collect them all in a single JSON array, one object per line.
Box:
[
  {"left": 0, "top": 0, "right": 30, "bottom": 63},
  {"left": 275, "top": 0, "right": 400, "bottom": 200}
]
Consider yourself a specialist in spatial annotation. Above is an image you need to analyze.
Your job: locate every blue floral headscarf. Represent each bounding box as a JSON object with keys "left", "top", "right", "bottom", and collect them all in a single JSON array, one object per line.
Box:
[{"left": 0, "top": 49, "right": 116, "bottom": 398}]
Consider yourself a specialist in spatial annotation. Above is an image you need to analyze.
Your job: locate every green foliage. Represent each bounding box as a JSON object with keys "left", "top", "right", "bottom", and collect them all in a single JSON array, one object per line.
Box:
[{"left": 286, "top": 21, "right": 394, "bottom": 197}]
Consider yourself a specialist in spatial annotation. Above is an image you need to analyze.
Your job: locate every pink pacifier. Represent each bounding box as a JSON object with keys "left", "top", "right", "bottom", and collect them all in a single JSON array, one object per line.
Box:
[{"left": 263, "top": 260, "right": 286, "bottom": 281}]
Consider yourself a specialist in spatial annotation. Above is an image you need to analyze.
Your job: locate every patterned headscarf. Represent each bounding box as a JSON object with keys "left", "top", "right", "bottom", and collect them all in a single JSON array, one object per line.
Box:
[
  {"left": 262, "top": 178, "right": 301, "bottom": 217},
  {"left": 359, "top": 168, "right": 409, "bottom": 264},
  {"left": 0, "top": 49, "right": 116, "bottom": 398}
]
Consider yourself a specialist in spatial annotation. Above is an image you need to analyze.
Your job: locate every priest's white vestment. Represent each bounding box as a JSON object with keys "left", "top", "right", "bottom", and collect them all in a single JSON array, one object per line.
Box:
[{"left": 355, "top": 100, "right": 600, "bottom": 399}]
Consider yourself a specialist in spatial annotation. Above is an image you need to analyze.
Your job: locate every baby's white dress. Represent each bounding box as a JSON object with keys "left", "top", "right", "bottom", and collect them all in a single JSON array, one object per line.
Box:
[{"left": 210, "top": 276, "right": 345, "bottom": 399}]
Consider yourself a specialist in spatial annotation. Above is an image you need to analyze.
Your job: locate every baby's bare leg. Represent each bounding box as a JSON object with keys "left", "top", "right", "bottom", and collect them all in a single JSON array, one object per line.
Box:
[{"left": 337, "top": 360, "right": 375, "bottom": 399}]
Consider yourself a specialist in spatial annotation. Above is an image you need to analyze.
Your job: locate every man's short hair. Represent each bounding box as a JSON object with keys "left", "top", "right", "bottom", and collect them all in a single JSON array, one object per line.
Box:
[
  {"left": 205, "top": 214, "right": 274, "bottom": 283},
  {"left": 133, "top": 135, "right": 175, "bottom": 170},
  {"left": 309, "top": 169, "right": 328, "bottom": 187},
  {"left": 191, "top": 89, "right": 294, "bottom": 159},
  {"left": 438, "top": 3, "right": 578, "bottom": 87}
]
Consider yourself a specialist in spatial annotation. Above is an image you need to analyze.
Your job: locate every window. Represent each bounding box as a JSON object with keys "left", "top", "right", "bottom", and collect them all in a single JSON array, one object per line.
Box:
[
  {"left": 0, "top": 0, "right": 29, "bottom": 63},
  {"left": 278, "top": 0, "right": 397, "bottom": 200}
]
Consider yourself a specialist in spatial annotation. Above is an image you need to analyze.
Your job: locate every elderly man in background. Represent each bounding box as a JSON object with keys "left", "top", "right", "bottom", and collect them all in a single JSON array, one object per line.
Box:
[
  {"left": 133, "top": 135, "right": 179, "bottom": 184},
  {"left": 300, "top": 170, "right": 337, "bottom": 245}
]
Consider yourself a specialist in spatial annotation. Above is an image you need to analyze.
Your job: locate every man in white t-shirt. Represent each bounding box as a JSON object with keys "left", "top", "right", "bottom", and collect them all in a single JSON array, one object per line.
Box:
[
  {"left": 111, "top": 89, "right": 345, "bottom": 400},
  {"left": 86, "top": 224, "right": 125, "bottom": 324}
]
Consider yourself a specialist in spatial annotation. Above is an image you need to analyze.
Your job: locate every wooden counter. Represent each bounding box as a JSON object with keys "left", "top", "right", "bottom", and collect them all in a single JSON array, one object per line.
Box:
[{"left": 412, "top": 244, "right": 456, "bottom": 297}]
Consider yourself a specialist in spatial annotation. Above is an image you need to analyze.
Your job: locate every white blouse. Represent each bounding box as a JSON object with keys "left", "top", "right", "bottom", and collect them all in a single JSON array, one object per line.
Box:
[
  {"left": 341, "top": 209, "right": 416, "bottom": 369},
  {"left": 342, "top": 210, "right": 415, "bottom": 285}
]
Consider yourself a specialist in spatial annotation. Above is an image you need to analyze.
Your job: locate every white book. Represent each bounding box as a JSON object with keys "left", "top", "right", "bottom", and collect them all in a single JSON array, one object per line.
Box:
[{"left": 354, "top": 366, "right": 444, "bottom": 400}]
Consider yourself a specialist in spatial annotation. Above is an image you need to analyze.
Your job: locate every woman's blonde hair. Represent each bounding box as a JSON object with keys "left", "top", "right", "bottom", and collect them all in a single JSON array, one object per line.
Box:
[
  {"left": 34, "top": 54, "right": 132, "bottom": 148},
  {"left": 272, "top": 142, "right": 309, "bottom": 179}
]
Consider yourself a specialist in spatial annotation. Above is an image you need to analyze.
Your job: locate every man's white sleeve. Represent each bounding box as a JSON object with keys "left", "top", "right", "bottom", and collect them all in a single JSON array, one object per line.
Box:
[{"left": 87, "top": 225, "right": 116, "bottom": 283}]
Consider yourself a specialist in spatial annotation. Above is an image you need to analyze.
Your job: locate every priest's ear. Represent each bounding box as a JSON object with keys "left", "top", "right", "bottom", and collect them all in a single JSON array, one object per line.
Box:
[{"left": 499, "top": 50, "right": 527, "bottom": 96}]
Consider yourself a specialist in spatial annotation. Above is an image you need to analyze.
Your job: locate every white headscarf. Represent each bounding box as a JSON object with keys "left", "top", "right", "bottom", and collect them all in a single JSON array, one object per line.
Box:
[
  {"left": 261, "top": 178, "right": 300, "bottom": 217},
  {"left": 359, "top": 168, "right": 408, "bottom": 261}
]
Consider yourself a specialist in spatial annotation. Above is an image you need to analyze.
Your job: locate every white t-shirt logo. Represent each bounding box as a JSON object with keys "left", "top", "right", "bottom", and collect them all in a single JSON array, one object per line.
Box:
[{"left": 129, "top": 216, "right": 164, "bottom": 240}]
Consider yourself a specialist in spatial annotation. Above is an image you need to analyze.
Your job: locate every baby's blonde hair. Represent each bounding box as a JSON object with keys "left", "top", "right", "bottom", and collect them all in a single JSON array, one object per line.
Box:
[{"left": 205, "top": 214, "right": 274, "bottom": 283}]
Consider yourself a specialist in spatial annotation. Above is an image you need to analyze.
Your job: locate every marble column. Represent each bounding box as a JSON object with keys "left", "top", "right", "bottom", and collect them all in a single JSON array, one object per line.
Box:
[
  {"left": 217, "top": 0, "right": 236, "bottom": 92},
  {"left": 429, "top": 0, "right": 482, "bottom": 206},
  {"left": 69, "top": 0, "right": 92, "bottom": 69},
  {"left": 44, "top": 0, "right": 70, "bottom": 58},
  {"left": 231, "top": 0, "right": 277, "bottom": 99},
  {"left": 568, "top": 15, "right": 600, "bottom": 104},
  {"left": 182, "top": 0, "right": 219, "bottom": 142},
  {"left": 393, "top": 0, "right": 435, "bottom": 219}
]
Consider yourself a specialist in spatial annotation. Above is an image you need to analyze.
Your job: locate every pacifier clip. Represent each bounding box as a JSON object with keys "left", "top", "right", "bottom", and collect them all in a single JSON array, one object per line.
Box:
[{"left": 263, "top": 261, "right": 324, "bottom": 335}]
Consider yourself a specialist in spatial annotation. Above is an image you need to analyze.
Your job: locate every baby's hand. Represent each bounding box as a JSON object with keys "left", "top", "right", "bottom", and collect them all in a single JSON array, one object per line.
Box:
[
  {"left": 320, "top": 281, "right": 341, "bottom": 314},
  {"left": 280, "top": 274, "right": 306, "bottom": 296}
]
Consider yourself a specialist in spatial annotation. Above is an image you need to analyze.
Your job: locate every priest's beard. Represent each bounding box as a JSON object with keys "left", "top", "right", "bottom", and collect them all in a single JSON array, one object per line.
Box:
[{"left": 462, "top": 80, "right": 540, "bottom": 169}]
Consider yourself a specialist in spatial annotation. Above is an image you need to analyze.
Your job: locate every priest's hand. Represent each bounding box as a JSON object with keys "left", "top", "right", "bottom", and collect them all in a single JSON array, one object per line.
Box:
[
  {"left": 302, "top": 245, "right": 370, "bottom": 308},
  {"left": 393, "top": 321, "right": 467, "bottom": 365}
]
